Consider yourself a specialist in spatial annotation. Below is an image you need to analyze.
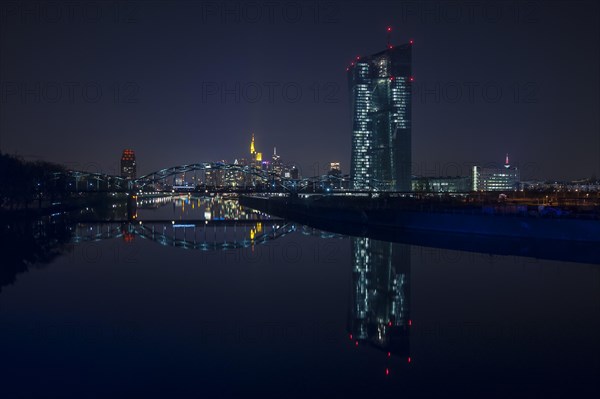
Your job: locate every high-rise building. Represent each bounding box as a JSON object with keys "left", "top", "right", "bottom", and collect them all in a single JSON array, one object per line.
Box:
[
  {"left": 120, "top": 149, "right": 136, "bottom": 179},
  {"left": 348, "top": 37, "right": 413, "bottom": 191},
  {"left": 290, "top": 166, "right": 299, "bottom": 180},
  {"left": 249, "top": 133, "right": 262, "bottom": 163},
  {"left": 329, "top": 162, "right": 341, "bottom": 175},
  {"left": 272, "top": 147, "right": 283, "bottom": 181}
]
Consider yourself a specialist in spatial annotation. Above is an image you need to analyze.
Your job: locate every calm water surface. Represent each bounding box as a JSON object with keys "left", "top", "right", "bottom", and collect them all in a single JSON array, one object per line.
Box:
[{"left": 1, "top": 195, "right": 599, "bottom": 398}]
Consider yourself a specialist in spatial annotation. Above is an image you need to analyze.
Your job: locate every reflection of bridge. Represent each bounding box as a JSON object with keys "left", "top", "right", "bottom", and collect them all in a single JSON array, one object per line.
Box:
[
  {"left": 72, "top": 221, "right": 296, "bottom": 250},
  {"left": 71, "top": 221, "right": 343, "bottom": 251}
]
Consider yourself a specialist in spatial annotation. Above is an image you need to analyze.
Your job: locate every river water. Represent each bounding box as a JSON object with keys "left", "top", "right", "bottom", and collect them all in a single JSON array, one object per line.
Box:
[{"left": 1, "top": 195, "right": 598, "bottom": 398}]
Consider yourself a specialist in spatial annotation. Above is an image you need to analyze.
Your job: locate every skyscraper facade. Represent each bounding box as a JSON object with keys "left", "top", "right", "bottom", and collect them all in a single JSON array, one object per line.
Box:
[{"left": 348, "top": 42, "right": 412, "bottom": 191}]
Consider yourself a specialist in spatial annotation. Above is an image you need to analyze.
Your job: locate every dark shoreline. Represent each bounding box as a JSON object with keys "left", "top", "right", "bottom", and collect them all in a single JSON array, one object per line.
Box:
[{"left": 240, "top": 195, "right": 600, "bottom": 264}]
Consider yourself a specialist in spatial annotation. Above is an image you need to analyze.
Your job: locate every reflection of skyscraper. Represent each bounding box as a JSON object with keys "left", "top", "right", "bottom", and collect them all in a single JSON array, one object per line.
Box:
[
  {"left": 349, "top": 237, "right": 411, "bottom": 357},
  {"left": 348, "top": 40, "right": 412, "bottom": 191},
  {"left": 120, "top": 149, "right": 136, "bottom": 179}
]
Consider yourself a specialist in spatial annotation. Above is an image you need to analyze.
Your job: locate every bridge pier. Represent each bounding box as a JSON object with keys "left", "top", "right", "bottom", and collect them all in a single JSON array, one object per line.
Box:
[{"left": 127, "top": 193, "right": 138, "bottom": 220}]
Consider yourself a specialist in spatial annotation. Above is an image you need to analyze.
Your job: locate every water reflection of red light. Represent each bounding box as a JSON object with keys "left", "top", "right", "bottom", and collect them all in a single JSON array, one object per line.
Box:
[{"left": 123, "top": 232, "right": 134, "bottom": 243}]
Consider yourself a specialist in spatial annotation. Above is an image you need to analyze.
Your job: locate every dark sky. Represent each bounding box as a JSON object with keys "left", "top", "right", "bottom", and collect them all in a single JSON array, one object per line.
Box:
[{"left": 1, "top": 0, "right": 599, "bottom": 181}]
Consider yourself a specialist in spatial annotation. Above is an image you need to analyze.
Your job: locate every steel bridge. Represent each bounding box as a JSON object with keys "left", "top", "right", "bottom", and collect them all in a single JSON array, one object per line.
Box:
[
  {"left": 55, "top": 162, "right": 306, "bottom": 192},
  {"left": 55, "top": 162, "right": 391, "bottom": 193}
]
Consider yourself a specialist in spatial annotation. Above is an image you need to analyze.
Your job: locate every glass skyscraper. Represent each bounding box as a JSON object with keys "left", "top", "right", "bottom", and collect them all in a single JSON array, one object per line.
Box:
[{"left": 348, "top": 42, "right": 412, "bottom": 191}]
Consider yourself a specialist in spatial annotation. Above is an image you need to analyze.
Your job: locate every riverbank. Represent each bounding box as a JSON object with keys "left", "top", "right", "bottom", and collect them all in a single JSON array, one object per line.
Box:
[
  {"left": 240, "top": 194, "right": 600, "bottom": 242},
  {"left": 0, "top": 192, "right": 131, "bottom": 222}
]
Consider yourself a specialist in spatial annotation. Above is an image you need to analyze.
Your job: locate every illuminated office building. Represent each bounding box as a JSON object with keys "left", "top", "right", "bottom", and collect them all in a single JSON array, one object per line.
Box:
[
  {"left": 348, "top": 38, "right": 413, "bottom": 191},
  {"left": 472, "top": 154, "right": 520, "bottom": 192},
  {"left": 120, "top": 149, "right": 136, "bottom": 179},
  {"left": 412, "top": 176, "right": 471, "bottom": 192}
]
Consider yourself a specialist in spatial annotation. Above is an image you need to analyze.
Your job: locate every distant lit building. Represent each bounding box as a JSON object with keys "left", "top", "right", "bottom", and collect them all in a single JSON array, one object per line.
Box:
[
  {"left": 326, "top": 162, "right": 343, "bottom": 190},
  {"left": 412, "top": 176, "right": 471, "bottom": 193},
  {"left": 248, "top": 133, "right": 264, "bottom": 186},
  {"left": 290, "top": 166, "right": 299, "bottom": 180},
  {"left": 472, "top": 154, "right": 520, "bottom": 191},
  {"left": 249, "top": 133, "right": 262, "bottom": 164},
  {"left": 272, "top": 147, "right": 282, "bottom": 173},
  {"left": 348, "top": 37, "right": 412, "bottom": 191},
  {"left": 120, "top": 149, "right": 136, "bottom": 179}
]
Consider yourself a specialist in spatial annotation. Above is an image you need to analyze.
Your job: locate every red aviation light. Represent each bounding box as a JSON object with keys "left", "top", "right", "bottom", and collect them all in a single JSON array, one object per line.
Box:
[
  {"left": 387, "top": 26, "right": 392, "bottom": 32},
  {"left": 407, "top": 357, "right": 412, "bottom": 363},
  {"left": 385, "top": 368, "right": 390, "bottom": 376},
  {"left": 410, "top": 76, "right": 414, "bottom": 82},
  {"left": 355, "top": 341, "right": 359, "bottom": 347},
  {"left": 409, "top": 39, "right": 414, "bottom": 44}
]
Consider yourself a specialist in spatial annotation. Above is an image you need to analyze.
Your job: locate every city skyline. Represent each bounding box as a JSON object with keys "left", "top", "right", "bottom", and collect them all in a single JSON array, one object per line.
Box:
[
  {"left": 0, "top": 1, "right": 599, "bottom": 181},
  {"left": 1, "top": 3, "right": 599, "bottom": 397}
]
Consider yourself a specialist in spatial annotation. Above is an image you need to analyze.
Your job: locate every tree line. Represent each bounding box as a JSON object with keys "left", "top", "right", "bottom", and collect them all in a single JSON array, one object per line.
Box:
[{"left": 0, "top": 153, "right": 67, "bottom": 210}]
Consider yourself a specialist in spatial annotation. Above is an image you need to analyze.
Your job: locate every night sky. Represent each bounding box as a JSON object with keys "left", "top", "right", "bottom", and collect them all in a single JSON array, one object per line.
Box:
[{"left": 1, "top": 0, "right": 598, "bottom": 181}]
